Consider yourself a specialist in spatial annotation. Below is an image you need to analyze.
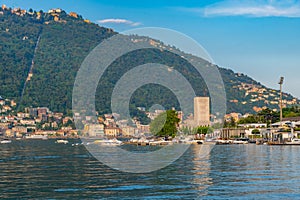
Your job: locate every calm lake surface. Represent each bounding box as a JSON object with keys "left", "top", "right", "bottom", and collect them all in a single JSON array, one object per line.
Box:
[{"left": 1, "top": 139, "right": 300, "bottom": 199}]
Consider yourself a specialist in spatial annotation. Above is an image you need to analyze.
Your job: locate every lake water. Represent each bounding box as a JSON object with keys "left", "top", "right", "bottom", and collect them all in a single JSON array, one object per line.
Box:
[{"left": 1, "top": 140, "right": 300, "bottom": 199}]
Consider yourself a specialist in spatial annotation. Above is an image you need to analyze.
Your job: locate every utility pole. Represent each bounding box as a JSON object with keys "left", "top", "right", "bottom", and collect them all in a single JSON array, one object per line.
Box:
[{"left": 278, "top": 77, "right": 284, "bottom": 125}]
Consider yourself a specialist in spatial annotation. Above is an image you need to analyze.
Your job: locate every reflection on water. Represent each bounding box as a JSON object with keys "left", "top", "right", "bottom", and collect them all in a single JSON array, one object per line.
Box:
[
  {"left": 191, "top": 144, "right": 213, "bottom": 197},
  {"left": 207, "top": 145, "right": 300, "bottom": 199},
  {"left": 1, "top": 140, "right": 300, "bottom": 199}
]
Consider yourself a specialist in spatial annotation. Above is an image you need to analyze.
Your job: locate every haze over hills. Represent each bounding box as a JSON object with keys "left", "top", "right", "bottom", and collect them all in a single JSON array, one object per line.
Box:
[{"left": 0, "top": 5, "right": 299, "bottom": 116}]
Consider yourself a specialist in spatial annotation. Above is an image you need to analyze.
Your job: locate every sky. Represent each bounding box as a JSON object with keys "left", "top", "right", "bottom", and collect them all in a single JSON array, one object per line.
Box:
[{"left": 1, "top": 0, "right": 300, "bottom": 98}]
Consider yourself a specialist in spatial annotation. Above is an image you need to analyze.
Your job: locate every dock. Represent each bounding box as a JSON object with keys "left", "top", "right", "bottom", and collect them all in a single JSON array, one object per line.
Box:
[{"left": 267, "top": 141, "right": 300, "bottom": 145}]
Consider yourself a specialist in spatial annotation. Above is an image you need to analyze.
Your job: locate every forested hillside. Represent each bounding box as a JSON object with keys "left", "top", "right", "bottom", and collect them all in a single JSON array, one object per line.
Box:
[{"left": 0, "top": 6, "right": 298, "bottom": 115}]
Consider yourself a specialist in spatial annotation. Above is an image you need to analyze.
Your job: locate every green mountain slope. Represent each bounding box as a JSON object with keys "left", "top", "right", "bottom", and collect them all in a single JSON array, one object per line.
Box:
[{"left": 0, "top": 6, "right": 298, "bottom": 115}]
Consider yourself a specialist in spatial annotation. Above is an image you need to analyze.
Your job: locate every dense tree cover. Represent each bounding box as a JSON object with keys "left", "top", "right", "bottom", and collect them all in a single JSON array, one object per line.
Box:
[
  {"left": 150, "top": 110, "right": 180, "bottom": 138},
  {"left": 179, "top": 126, "right": 213, "bottom": 135},
  {"left": 236, "top": 107, "right": 300, "bottom": 127},
  {"left": 282, "top": 106, "right": 300, "bottom": 118},
  {"left": 0, "top": 7, "right": 298, "bottom": 118},
  {"left": 129, "top": 104, "right": 150, "bottom": 125},
  {"left": 236, "top": 108, "right": 279, "bottom": 127},
  {"left": 0, "top": 9, "right": 42, "bottom": 102}
]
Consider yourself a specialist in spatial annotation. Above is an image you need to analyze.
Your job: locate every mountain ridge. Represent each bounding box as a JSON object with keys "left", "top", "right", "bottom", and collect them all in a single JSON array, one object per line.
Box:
[{"left": 0, "top": 5, "right": 299, "bottom": 115}]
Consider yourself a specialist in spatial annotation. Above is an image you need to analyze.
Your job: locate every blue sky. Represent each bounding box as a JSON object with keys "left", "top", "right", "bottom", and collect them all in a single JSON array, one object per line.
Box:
[{"left": 2, "top": 0, "right": 300, "bottom": 97}]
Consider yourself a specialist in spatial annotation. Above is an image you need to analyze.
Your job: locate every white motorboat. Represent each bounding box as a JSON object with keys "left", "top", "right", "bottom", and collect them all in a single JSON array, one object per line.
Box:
[
  {"left": 129, "top": 138, "right": 138, "bottom": 143},
  {"left": 56, "top": 139, "right": 69, "bottom": 144},
  {"left": 149, "top": 140, "right": 174, "bottom": 145},
  {"left": 216, "top": 139, "right": 231, "bottom": 145},
  {"left": 93, "top": 138, "right": 123, "bottom": 146},
  {"left": 232, "top": 140, "right": 248, "bottom": 144},
  {"left": 0, "top": 140, "right": 12, "bottom": 144},
  {"left": 286, "top": 138, "right": 300, "bottom": 145},
  {"left": 25, "top": 135, "right": 48, "bottom": 140},
  {"left": 181, "top": 139, "right": 204, "bottom": 145}
]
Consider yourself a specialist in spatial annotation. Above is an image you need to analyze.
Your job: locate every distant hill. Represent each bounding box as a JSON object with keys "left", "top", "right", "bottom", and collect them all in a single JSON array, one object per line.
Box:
[{"left": 0, "top": 6, "right": 299, "bottom": 116}]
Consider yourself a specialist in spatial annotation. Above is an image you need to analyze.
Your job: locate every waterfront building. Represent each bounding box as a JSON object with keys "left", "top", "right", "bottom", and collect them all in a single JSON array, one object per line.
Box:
[
  {"left": 238, "top": 123, "right": 267, "bottom": 128},
  {"left": 104, "top": 127, "right": 120, "bottom": 137},
  {"left": 85, "top": 124, "right": 104, "bottom": 137},
  {"left": 137, "top": 124, "right": 150, "bottom": 134},
  {"left": 220, "top": 128, "right": 246, "bottom": 139},
  {"left": 121, "top": 126, "right": 137, "bottom": 137},
  {"left": 12, "top": 126, "right": 28, "bottom": 134}
]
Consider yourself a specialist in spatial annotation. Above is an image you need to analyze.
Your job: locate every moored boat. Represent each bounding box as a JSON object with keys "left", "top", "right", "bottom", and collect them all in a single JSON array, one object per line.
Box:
[
  {"left": 25, "top": 135, "right": 48, "bottom": 140},
  {"left": 56, "top": 139, "right": 69, "bottom": 144},
  {"left": 285, "top": 138, "right": 300, "bottom": 145},
  {"left": 93, "top": 138, "right": 123, "bottom": 146},
  {"left": 0, "top": 140, "right": 12, "bottom": 144},
  {"left": 216, "top": 139, "right": 231, "bottom": 145},
  {"left": 232, "top": 140, "right": 248, "bottom": 144}
]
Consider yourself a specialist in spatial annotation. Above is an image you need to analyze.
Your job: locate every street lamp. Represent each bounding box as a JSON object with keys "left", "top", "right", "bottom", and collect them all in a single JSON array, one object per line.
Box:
[{"left": 278, "top": 77, "right": 284, "bottom": 125}]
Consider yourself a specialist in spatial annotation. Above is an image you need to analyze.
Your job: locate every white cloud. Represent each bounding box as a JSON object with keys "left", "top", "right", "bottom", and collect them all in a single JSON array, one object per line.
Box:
[
  {"left": 182, "top": 0, "right": 300, "bottom": 17},
  {"left": 206, "top": 0, "right": 300, "bottom": 17},
  {"left": 97, "top": 18, "right": 141, "bottom": 26}
]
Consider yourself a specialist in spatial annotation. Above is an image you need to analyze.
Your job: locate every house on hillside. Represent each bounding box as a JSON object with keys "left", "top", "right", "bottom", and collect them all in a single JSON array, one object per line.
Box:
[{"left": 69, "top": 12, "right": 78, "bottom": 18}]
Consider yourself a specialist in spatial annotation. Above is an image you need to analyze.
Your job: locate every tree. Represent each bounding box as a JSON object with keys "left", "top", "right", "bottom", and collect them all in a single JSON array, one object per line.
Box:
[
  {"left": 224, "top": 116, "right": 237, "bottom": 128},
  {"left": 63, "top": 119, "right": 76, "bottom": 129},
  {"left": 238, "top": 115, "right": 257, "bottom": 124},
  {"left": 258, "top": 108, "right": 279, "bottom": 123},
  {"left": 252, "top": 129, "right": 260, "bottom": 134},
  {"left": 223, "top": 120, "right": 229, "bottom": 128},
  {"left": 150, "top": 110, "right": 180, "bottom": 138},
  {"left": 129, "top": 105, "right": 150, "bottom": 125},
  {"left": 196, "top": 126, "right": 212, "bottom": 135},
  {"left": 230, "top": 116, "right": 236, "bottom": 127},
  {"left": 179, "top": 126, "right": 199, "bottom": 135}
]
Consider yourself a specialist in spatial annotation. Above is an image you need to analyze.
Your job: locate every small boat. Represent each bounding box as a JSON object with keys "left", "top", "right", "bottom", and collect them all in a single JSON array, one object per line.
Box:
[
  {"left": 181, "top": 139, "right": 204, "bottom": 145},
  {"left": 72, "top": 143, "right": 80, "bottom": 146},
  {"left": 149, "top": 140, "right": 174, "bottom": 146},
  {"left": 179, "top": 136, "right": 193, "bottom": 144},
  {"left": 232, "top": 140, "right": 248, "bottom": 144},
  {"left": 248, "top": 140, "right": 256, "bottom": 144},
  {"left": 93, "top": 138, "right": 123, "bottom": 146},
  {"left": 25, "top": 135, "right": 48, "bottom": 140},
  {"left": 216, "top": 139, "right": 231, "bottom": 145},
  {"left": 56, "top": 140, "right": 69, "bottom": 144},
  {"left": 0, "top": 140, "right": 12, "bottom": 144},
  {"left": 129, "top": 138, "right": 138, "bottom": 143},
  {"left": 286, "top": 138, "right": 300, "bottom": 145}
]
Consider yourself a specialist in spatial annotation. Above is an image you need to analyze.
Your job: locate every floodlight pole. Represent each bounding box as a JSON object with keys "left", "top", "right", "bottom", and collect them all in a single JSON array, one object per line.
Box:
[
  {"left": 278, "top": 77, "right": 284, "bottom": 126},
  {"left": 280, "top": 84, "right": 282, "bottom": 124}
]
